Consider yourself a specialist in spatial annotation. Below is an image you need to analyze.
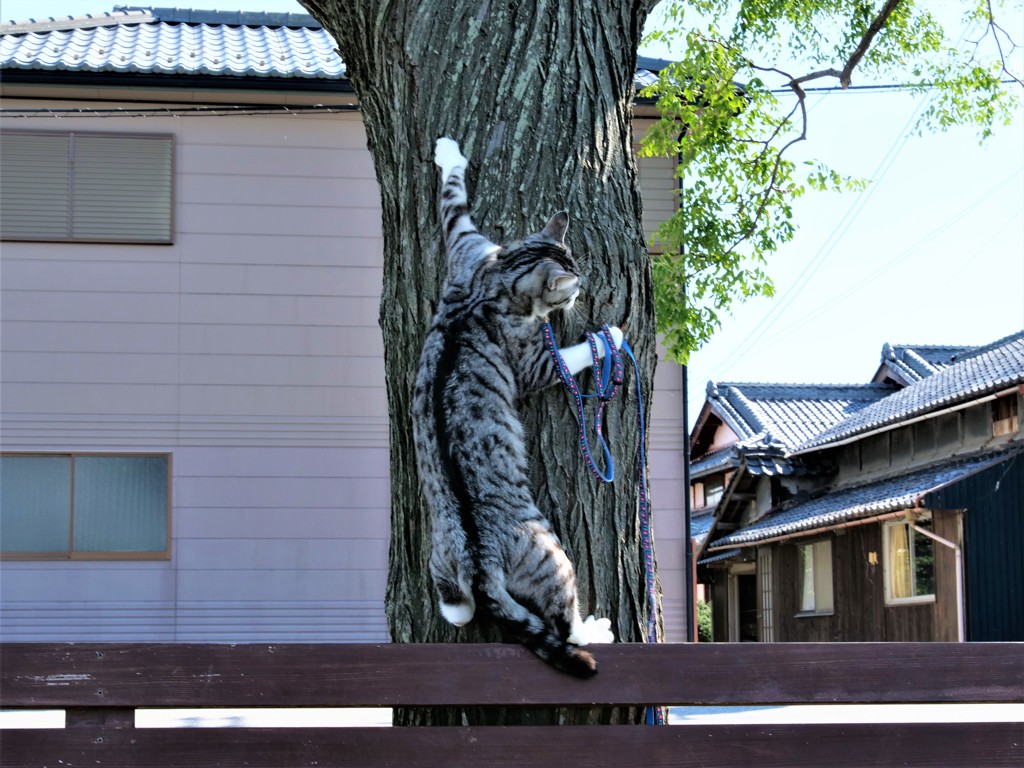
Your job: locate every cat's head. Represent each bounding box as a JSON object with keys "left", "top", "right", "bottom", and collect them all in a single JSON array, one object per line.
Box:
[{"left": 497, "top": 211, "right": 581, "bottom": 319}]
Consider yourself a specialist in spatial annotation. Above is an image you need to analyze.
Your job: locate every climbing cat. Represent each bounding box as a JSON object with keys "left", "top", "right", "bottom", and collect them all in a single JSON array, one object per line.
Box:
[{"left": 411, "top": 137, "right": 619, "bottom": 677}]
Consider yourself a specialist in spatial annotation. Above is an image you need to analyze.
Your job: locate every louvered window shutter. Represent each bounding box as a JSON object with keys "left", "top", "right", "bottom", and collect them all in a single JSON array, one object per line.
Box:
[
  {"left": 0, "top": 131, "right": 174, "bottom": 243},
  {"left": 0, "top": 132, "right": 72, "bottom": 240}
]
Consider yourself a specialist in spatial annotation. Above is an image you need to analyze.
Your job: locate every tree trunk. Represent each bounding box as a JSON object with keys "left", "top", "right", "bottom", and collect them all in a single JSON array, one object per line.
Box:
[{"left": 302, "top": 0, "right": 662, "bottom": 725}]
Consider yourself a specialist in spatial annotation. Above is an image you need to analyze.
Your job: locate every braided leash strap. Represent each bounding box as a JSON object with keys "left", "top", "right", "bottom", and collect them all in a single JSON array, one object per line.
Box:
[{"left": 542, "top": 322, "right": 664, "bottom": 725}]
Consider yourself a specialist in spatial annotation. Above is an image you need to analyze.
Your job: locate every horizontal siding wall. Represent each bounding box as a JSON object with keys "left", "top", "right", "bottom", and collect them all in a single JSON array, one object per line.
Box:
[
  {"left": 0, "top": 105, "right": 688, "bottom": 643},
  {"left": 0, "top": 107, "right": 389, "bottom": 642}
]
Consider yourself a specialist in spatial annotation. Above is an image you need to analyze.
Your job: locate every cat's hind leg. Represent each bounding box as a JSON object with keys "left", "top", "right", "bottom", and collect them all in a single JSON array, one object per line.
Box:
[
  {"left": 511, "top": 522, "right": 615, "bottom": 647},
  {"left": 568, "top": 615, "right": 614, "bottom": 646},
  {"left": 430, "top": 547, "right": 476, "bottom": 627}
]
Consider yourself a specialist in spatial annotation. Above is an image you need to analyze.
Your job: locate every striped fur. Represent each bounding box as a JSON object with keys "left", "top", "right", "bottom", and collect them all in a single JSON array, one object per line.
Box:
[{"left": 411, "top": 138, "right": 616, "bottom": 678}]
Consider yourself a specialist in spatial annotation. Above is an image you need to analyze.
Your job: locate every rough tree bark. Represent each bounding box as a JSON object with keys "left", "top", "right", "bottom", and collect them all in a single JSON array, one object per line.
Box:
[{"left": 301, "top": 0, "right": 663, "bottom": 725}]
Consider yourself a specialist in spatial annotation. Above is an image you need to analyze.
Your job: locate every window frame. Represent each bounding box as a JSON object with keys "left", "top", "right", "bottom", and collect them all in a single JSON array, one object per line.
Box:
[
  {"left": 0, "top": 452, "right": 172, "bottom": 561},
  {"left": 883, "top": 514, "right": 937, "bottom": 606},
  {"left": 795, "top": 538, "right": 834, "bottom": 617},
  {"left": 0, "top": 129, "right": 175, "bottom": 245}
]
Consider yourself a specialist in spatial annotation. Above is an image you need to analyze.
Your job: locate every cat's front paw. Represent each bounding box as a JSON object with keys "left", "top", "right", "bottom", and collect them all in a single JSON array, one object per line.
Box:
[
  {"left": 607, "top": 326, "right": 624, "bottom": 350},
  {"left": 568, "top": 615, "right": 615, "bottom": 646},
  {"left": 434, "top": 137, "right": 468, "bottom": 180}
]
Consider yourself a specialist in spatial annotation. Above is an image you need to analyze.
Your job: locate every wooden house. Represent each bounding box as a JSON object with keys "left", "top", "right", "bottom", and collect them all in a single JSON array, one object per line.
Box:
[
  {"left": 691, "top": 332, "right": 1024, "bottom": 642},
  {"left": 0, "top": 8, "right": 690, "bottom": 641}
]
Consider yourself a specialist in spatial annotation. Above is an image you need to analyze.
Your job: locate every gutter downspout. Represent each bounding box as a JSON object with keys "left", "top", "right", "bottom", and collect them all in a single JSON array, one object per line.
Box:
[
  {"left": 910, "top": 522, "right": 965, "bottom": 643},
  {"left": 674, "top": 136, "right": 695, "bottom": 643}
]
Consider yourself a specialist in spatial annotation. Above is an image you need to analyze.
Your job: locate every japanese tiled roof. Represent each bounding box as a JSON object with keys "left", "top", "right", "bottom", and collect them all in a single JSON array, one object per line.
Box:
[
  {"left": 0, "top": 7, "right": 345, "bottom": 80},
  {"left": 704, "top": 381, "right": 894, "bottom": 451},
  {"left": 0, "top": 6, "right": 667, "bottom": 89},
  {"left": 709, "top": 448, "right": 1020, "bottom": 549},
  {"left": 690, "top": 509, "right": 717, "bottom": 546},
  {"left": 873, "top": 341, "right": 978, "bottom": 385},
  {"left": 690, "top": 381, "right": 894, "bottom": 478},
  {"left": 795, "top": 330, "right": 1024, "bottom": 453}
]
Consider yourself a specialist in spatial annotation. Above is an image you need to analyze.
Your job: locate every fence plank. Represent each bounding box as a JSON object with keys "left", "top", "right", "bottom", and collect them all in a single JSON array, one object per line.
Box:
[
  {"left": 2, "top": 723, "right": 1021, "bottom": 768},
  {"left": 2, "top": 642, "right": 1021, "bottom": 708}
]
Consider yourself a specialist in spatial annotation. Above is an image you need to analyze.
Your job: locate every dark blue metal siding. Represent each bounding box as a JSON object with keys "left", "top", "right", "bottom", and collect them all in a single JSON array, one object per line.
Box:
[{"left": 926, "top": 451, "right": 1024, "bottom": 641}]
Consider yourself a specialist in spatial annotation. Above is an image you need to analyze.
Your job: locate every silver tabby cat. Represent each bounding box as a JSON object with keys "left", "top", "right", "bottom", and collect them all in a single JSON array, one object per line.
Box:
[{"left": 412, "top": 138, "right": 618, "bottom": 677}]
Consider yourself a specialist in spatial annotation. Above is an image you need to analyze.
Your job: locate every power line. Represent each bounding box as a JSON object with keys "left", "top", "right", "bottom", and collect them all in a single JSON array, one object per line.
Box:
[
  {"left": 751, "top": 164, "right": 1024, "bottom": 349},
  {"left": 768, "top": 77, "right": 1021, "bottom": 95},
  {"left": 716, "top": 87, "right": 936, "bottom": 370}
]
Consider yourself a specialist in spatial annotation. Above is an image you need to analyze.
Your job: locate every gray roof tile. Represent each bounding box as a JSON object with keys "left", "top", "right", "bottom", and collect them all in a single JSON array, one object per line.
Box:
[
  {"left": 873, "top": 342, "right": 977, "bottom": 385},
  {"left": 710, "top": 448, "right": 1020, "bottom": 548},
  {"left": 0, "top": 10, "right": 345, "bottom": 79},
  {"left": 796, "top": 330, "right": 1024, "bottom": 452},
  {"left": 703, "top": 381, "right": 894, "bottom": 453}
]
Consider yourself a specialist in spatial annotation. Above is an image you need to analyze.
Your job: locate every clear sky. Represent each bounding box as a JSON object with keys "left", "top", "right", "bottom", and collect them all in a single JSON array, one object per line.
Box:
[{"left": 4, "top": 1, "right": 1023, "bottom": 426}]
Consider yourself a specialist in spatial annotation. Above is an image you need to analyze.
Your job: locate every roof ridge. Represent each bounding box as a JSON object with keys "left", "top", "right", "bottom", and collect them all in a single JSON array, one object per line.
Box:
[
  {"left": 887, "top": 342, "right": 979, "bottom": 352},
  {"left": 1, "top": 7, "right": 326, "bottom": 35},
  {"left": 952, "top": 328, "right": 1024, "bottom": 362},
  {"left": 709, "top": 380, "right": 894, "bottom": 393},
  {"left": 122, "top": 6, "right": 323, "bottom": 28},
  {"left": 0, "top": 9, "right": 154, "bottom": 34},
  {"left": 794, "top": 332, "right": 1024, "bottom": 453}
]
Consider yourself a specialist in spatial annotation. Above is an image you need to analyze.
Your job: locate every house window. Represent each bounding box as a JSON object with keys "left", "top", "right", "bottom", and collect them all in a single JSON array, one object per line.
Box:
[
  {"left": 0, "top": 131, "right": 174, "bottom": 243},
  {"left": 796, "top": 539, "right": 833, "bottom": 615},
  {"left": 0, "top": 453, "right": 170, "bottom": 560},
  {"left": 884, "top": 516, "right": 935, "bottom": 605}
]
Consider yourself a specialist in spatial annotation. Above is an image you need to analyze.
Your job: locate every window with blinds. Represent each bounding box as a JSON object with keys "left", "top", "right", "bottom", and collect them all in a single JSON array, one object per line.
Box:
[{"left": 0, "top": 131, "right": 174, "bottom": 243}]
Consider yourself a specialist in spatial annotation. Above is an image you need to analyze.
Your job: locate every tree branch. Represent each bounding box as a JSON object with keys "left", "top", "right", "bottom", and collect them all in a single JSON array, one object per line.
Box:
[
  {"left": 840, "top": 0, "right": 905, "bottom": 88},
  {"left": 983, "top": 0, "right": 1024, "bottom": 88}
]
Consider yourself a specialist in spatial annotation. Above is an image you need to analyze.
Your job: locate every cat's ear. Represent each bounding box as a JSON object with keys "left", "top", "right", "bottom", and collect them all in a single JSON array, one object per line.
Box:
[{"left": 541, "top": 210, "right": 569, "bottom": 243}]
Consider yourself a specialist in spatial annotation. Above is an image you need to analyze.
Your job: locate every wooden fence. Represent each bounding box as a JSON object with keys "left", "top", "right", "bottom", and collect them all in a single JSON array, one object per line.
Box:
[{"left": 2, "top": 642, "right": 1021, "bottom": 767}]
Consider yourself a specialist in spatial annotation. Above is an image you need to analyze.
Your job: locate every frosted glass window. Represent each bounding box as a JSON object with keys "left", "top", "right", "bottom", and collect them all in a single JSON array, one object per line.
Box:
[
  {"left": 0, "top": 455, "right": 72, "bottom": 552},
  {"left": 73, "top": 456, "right": 168, "bottom": 553},
  {"left": 0, "top": 454, "right": 169, "bottom": 559}
]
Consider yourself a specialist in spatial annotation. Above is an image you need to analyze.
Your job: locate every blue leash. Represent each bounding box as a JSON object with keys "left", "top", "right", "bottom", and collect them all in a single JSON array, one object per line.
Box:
[{"left": 542, "top": 322, "right": 664, "bottom": 726}]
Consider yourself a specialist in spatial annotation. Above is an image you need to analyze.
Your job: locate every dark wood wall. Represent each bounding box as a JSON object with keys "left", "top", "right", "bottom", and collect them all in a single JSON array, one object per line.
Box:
[{"left": 770, "top": 512, "right": 960, "bottom": 642}]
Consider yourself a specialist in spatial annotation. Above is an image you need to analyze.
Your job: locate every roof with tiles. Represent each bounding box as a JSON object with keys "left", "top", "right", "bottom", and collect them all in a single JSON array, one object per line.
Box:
[
  {"left": 0, "top": 6, "right": 667, "bottom": 88},
  {"left": 699, "top": 380, "right": 894, "bottom": 454},
  {"left": 709, "top": 448, "right": 1020, "bottom": 549},
  {"left": 795, "top": 330, "right": 1024, "bottom": 453},
  {"left": 0, "top": 6, "right": 345, "bottom": 80},
  {"left": 872, "top": 341, "right": 977, "bottom": 385}
]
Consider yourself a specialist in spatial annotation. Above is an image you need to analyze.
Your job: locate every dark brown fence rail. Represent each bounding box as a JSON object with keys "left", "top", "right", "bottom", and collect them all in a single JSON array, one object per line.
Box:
[{"left": 2, "top": 642, "right": 1022, "bottom": 767}]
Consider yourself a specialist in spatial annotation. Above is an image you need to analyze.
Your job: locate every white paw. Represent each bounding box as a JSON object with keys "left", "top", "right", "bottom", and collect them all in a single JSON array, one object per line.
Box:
[
  {"left": 434, "top": 137, "right": 468, "bottom": 179},
  {"left": 607, "top": 326, "right": 624, "bottom": 350},
  {"left": 568, "top": 615, "right": 614, "bottom": 646},
  {"left": 440, "top": 600, "right": 475, "bottom": 627}
]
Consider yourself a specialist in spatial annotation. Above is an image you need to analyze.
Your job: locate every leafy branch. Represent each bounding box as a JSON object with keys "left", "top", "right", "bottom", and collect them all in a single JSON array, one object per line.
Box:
[{"left": 641, "top": 0, "right": 1022, "bottom": 363}]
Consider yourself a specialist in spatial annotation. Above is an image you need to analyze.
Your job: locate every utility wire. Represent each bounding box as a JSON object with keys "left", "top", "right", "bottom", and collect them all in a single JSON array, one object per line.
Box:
[
  {"left": 716, "top": 87, "right": 936, "bottom": 371},
  {"left": 752, "top": 164, "right": 1024, "bottom": 349}
]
